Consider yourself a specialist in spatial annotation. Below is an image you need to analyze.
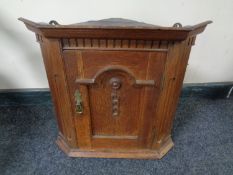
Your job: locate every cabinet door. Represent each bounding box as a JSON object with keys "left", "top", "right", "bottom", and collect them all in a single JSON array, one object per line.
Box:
[{"left": 63, "top": 50, "right": 166, "bottom": 150}]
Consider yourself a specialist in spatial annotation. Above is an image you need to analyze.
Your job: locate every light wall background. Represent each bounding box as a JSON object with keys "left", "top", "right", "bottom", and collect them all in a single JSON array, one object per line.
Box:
[{"left": 0, "top": 0, "right": 232, "bottom": 89}]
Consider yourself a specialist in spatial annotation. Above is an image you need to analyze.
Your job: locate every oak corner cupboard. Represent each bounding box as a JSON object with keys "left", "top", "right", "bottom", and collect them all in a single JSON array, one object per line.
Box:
[{"left": 19, "top": 17, "right": 211, "bottom": 159}]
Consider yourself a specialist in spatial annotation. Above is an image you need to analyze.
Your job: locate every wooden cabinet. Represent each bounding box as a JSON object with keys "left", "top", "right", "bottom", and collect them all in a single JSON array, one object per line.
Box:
[{"left": 19, "top": 18, "right": 211, "bottom": 159}]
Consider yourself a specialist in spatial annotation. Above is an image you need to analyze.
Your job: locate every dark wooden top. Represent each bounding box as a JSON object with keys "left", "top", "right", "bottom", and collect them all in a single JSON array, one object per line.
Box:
[
  {"left": 19, "top": 18, "right": 212, "bottom": 40},
  {"left": 72, "top": 18, "right": 160, "bottom": 28}
]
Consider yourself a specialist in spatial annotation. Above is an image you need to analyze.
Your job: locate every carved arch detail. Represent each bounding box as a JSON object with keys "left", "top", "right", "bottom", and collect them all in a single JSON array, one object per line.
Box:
[{"left": 75, "top": 65, "right": 156, "bottom": 87}]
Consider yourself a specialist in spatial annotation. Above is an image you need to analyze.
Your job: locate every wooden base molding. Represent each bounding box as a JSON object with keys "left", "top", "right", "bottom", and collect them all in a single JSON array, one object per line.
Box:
[{"left": 56, "top": 134, "right": 174, "bottom": 159}]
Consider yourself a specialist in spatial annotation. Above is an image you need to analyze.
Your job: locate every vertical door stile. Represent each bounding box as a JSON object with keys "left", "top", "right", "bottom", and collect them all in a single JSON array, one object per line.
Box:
[
  {"left": 138, "top": 51, "right": 167, "bottom": 148},
  {"left": 75, "top": 51, "right": 92, "bottom": 149},
  {"left": 63, "top": 50, "right": 92, "bottom": 149},
  {"left": 137, "top": 52, "right": 151, "bottom": 148}
]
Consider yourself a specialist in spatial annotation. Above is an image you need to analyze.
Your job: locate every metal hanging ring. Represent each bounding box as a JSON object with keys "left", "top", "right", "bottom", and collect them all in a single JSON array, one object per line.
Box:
[
  {"left": 49, "top": 20, "right": 59, "bottom": 25},
  {"left": 173, "top": 23, "right": 182, "bottom": 28}
]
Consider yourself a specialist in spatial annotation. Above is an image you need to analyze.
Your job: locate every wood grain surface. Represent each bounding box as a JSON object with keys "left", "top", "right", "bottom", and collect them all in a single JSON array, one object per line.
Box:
[{"left": 20, "top": 18, "right": 211, "bottom": 159}]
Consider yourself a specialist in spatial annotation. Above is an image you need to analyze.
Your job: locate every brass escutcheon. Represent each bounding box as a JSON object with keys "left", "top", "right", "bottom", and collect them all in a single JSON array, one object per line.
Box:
[{"left": 74, "top": 89, "right": 83, "bottom": 114}]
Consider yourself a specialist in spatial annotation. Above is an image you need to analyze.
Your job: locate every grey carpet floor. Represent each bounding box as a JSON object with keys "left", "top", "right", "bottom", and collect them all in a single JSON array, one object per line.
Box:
[{"left": 0, "top": 96, "right": 233, "bottom": 175}]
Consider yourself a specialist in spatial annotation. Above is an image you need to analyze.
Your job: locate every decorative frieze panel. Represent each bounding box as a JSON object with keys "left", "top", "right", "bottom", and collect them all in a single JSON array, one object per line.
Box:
[
  {"left": 36, "top": 34, "right": 43, "bottom": 43},
  {"left": 61, "top": 38, "right": 173, "bottom": 50},
  {"left": 61, "top": 37, "right": 196, "bottom": 50},
  {"left": 187, "top": 36, "right": 196, "bottom": 46}
]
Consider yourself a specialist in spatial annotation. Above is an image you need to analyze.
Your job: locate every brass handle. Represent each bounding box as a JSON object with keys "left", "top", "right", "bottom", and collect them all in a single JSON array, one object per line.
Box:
[{"left": 75, "top": 89, "right": 83, "bottom": 114}]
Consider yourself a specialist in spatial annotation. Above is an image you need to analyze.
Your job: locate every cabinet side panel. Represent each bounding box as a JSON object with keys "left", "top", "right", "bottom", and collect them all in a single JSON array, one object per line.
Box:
[
  {"left": 152, "top": 39, "right": 192, "bottom": 149},
  {"left": 39, "top": 38, "right": 77, "bottom": 147},
  {"left": 164, "top": 40, "right": 192, "bottom": 136}
]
